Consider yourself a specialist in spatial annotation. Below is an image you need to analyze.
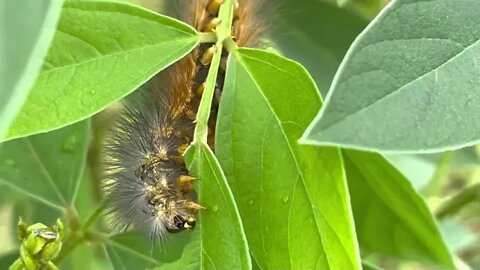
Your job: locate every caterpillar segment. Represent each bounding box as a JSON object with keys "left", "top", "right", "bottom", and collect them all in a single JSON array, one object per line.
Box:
[{"left": 104, "top": 0, "right": 263, "bottom": 239}]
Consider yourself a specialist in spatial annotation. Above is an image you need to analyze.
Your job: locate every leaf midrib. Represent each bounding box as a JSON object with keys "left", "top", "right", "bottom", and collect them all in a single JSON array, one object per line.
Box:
[{"left": 40, "top": 37, "right": 197, "bottom": 74}]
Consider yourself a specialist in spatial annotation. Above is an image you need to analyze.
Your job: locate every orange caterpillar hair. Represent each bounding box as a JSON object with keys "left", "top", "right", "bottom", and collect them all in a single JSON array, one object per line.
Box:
[{"left": 104, "top": 0, "right": 265, "bottom": 239}]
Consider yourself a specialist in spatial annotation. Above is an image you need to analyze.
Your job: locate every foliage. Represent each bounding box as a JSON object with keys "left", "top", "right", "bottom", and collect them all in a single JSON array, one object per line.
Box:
[{"left": 1, "top": 0, "right": 479, "bottom": 269}]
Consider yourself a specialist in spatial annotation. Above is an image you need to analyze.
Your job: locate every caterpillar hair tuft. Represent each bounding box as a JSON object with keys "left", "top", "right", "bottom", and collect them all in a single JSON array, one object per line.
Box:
[{"left": 103, "top": 0, "right": 266, "bottom": 240}]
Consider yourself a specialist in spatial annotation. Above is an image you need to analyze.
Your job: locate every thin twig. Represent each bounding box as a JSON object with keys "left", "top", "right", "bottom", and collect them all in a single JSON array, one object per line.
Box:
[{"left": 435, "top": 183, "right": 480, "bottom": 219}]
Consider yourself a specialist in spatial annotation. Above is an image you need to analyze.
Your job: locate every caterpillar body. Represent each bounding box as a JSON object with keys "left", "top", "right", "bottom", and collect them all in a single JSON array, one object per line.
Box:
[{"left": 104, "top": 0, "right": 264, "bottom": 239}]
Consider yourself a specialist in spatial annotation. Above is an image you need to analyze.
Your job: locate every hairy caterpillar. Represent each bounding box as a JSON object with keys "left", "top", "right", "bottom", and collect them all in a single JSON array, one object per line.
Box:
[{"left": 103, "top": 0, "right": 264, "bottom": 240}]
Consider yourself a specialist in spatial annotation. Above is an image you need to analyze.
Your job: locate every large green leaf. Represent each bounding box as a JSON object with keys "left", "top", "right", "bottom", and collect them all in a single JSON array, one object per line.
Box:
[
  {"left": 0, "top": 0, "right": 64, "bottom": 140},
  {"left": 302, "top": 0, "right": 480, "bottom": 153},
  {"left": 4, "top": 1, "right": 199, "bottom": 142},
  {"left": 271, "top": 0, "right": 367, "bottom": 95},
  {"left": 0, "top": 121, "right": 90, "bottom": 208},
  {"left": 216, "top": 48, "right": 360, "bottom": 269},
  {"left": 343, "top": 150, "right": 454, "bottom": 268}
]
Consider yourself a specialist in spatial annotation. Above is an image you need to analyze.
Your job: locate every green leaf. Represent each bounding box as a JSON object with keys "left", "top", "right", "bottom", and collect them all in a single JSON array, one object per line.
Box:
[
  {"left": 271, "top": 0, "right": 367, "bottom": 95},
  {"left": 0, "top": 120, "right": 90, "bottom": 208},
  {"left": 185, "top": 144, "right": 251, "bottom": 270},
  {"left": 60, "top": 242, "right": 103, "bottom": 270},
  {"left": 386, "top": 154, "right": 436, "bottom": 191},
  {"left": 105, "top": 232, "right": 193, "bottom": 269},
  {"left": 105, "top": 233, "right": 159, "bottom": 269},
  {"left": 0, "top": 0, "right": 64, "bottom": 140},
  {"left": 343, "top": 150, "right": 454, "bottom": 268},
  {"left": 155, "top": 230, "right": 201, "bottom": 270},
  {"left": 302, "top": 0, "right": 480, "bottom": 153},
  {"left": 5, "top": 1, "right": 199, "bottom": 142},
  {"left": 216, "top": 48, "right": 361, "bottom": 269},
  {"left": 13, "top": 197, "right": 62, "bottom": 229}
]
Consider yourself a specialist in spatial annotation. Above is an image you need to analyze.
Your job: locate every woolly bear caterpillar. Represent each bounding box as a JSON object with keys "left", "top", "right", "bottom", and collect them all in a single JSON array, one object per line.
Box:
[{"left": 103, "top": 0, "right": 264, "bottom": 240}]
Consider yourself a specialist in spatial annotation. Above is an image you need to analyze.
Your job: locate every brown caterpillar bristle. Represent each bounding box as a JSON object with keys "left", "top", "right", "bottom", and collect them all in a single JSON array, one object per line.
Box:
[
  {"left": 207, "top": 0, "right": 224, "bottom": 14},
  {"left": 234, "top": 0, "right": 267, "bottom": 47},
  {"left": 104, "top": 0, "right": 266, "bottom": 240}
]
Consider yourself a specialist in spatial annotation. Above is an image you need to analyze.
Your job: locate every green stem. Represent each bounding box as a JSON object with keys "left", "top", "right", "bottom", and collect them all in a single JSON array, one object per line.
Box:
[
  {"left": 53, "top": 232, "right": 83, "bottom": 264},
  {"left": 192, "top": 0, "right": 235, "bottom": 145},
  {"left": 424, "top": 151, "right": 453, "bottom": 197},
  {"left": 83, "top": 200, "right": 107, "bottom": 231},
  {"left": 435, "top": 183, "right": 480, "bottom": 219},
  {"left": 64, "top": 206, "right": 82, "bottom": 232},
  {"left": 54, "top": 201, "right": 107, "bottom": 263},
  {"left": 223, "top": 36, "right": 237, "bottom": 52},
  {"left": 199, "top": 32, "right": 217, "bottom": 43}
]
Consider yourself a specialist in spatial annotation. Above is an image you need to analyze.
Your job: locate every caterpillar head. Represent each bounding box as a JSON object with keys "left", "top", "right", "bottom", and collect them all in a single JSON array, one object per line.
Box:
[{"left": 143, "top": 176, "right": 198, "bottom": 234}]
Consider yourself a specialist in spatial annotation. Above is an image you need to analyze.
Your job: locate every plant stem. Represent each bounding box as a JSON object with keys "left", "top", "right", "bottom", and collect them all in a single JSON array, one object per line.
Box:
[
  {"left": 435, "top": 183, "right": 480, "bottom": 219},
  {"left": 54, "top": 202, "right": 108, "bottom": 264},
  {"left": 424, "top": 151, "right": 453, "bottom": 197},
  {"left": 83, "top": 200, "right": 107, "bottom": 231},
  {"left": 199, "top": 32, "right": 217, "bottom": 43},
  {"left": 53, "top": 232, "right": 83, "bottom": 264},
  {"left": 192, "top": 0, "right": 235, "bottom": 145}
]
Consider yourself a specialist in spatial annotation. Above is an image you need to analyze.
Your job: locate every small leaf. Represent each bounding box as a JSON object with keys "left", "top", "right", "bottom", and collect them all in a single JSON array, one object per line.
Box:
[
  {"left": 216, "top": 48, "right": 361, "bottom": 269},
  {"left": 0, "top": 0, "right": 64, "bottom": 140},
  {"left": 5, "top": 1, "right": 199, "bottom": 142},
  {"left": 302, "top": 0, "right": 480, "bottom": 153},
  {"left": 271, "top": 0, "right": 367, "bottom": 95},
  {"left": 343, "top": 150, "right": 454, "bottom": 268},
  {"left": 0, "top": 121, "right": 90, "bottom": 208},
  {"left": 185, "top": 143, "right": 251, "bottom": 270}
]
